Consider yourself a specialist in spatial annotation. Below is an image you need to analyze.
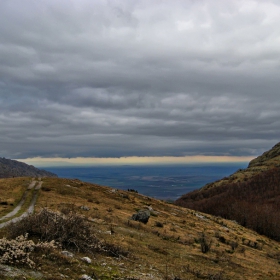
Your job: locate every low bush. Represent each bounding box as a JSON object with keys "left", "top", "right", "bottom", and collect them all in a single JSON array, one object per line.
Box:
[
  {"left": 41, "top": 186, "right": 51, "bottom": 192},
  {"left": 7, "top": 208, "right": 128, "bottom": 258},
  {"left": 0, "top": 235, "right": 35, "bottom": 268},
  {"left": 127, "top": 189, "right": 138, "bottom": 193},
  {"left": 155, "top": 221, "right": 164, "bottom": 228},
  {"left": 0, "top": 234, "right": 56, "bottom": 268},
  {"left": 200, "top": 232, "right": 212, "bottom": 253},
  {"left": 7, "top": 208, "right": 100, "bottom": 253},
  {"left": 0, "top": 201, "right": 8, "bottom": 205}
]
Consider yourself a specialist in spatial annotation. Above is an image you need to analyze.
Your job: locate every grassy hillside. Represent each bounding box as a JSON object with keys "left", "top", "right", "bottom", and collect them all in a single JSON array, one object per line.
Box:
[
  {"left": 175, "top": 142, "right": 280, "bottom": 242},
  {"left": 1, "top": 177, "right": 280, "bottom": 279}
]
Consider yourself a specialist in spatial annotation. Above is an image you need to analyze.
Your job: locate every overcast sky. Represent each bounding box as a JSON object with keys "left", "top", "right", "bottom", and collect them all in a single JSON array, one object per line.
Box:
[{"left": 1, "top": 0, "right": 280, "bottom": 163}]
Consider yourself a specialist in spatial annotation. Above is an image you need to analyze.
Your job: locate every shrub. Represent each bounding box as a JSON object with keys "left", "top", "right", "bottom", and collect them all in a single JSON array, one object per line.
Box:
[
  {"left": 0, "top": 201, "right": 8, "bottom": 205},
  {"left": 155, "top": 221, "right": 164, "bottom": 228},
  {"left": 7, "top": 208, "right": 100, "bottom": 253},
  {"left": 229, "top": 241, "right": 238, "bottom": 251},
  {"left": 218, "top": 236, "right": 226, "bottom": 243},
  {"left": 7, "top": 208, "right": 128, "bottom": 258},
  {"left": 127, "top": 189, "right": 138, "bottom": 193},
  {"left": 0, "top": 235, "right": 35, "bottom": 268},
  {"left": 0, "top": 234, "right": 56, "bottom": 268},
  {"left": 200, "top": 232, "right": 212, "bottom": 253},
  {"left": 41, "top": 186, "right": 51, "bottom": 192}
]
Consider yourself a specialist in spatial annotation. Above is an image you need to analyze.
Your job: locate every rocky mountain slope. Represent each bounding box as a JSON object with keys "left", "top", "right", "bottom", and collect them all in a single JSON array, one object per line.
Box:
[
  {"left": 0, "top": 157, "right": 57, "bottom": 178},
  {"left": 1, "top": 177, "right": 280, "bottom": 279},
  {"left": 175, "top": 142, "right": 280, "bottom": 241}
]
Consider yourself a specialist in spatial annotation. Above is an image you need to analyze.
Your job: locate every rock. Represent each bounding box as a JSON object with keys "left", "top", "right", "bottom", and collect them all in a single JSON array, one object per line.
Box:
[
  {"left": 81, "top": 205, "right": 90, "bottom": 211},
  {"left": 144, "top": 205, "right": 154, "bottom": 211},
  {"left": 79, "top": 274, "right": 93, "bottom": 280},
  {"left": 195, "top": 213, "right": 206, "bottom": 220},
  {"left": 81, "top": 257, "right": 91, "bottom": 264},
  {"left": 131, "top": 209, "right": 150, "bottom": 224},
  {"left": 89, "top": 218, "right": 105, "bottom": 224},
  {"left": 61, "top": 251, "right": 74, "bottom": 258}
]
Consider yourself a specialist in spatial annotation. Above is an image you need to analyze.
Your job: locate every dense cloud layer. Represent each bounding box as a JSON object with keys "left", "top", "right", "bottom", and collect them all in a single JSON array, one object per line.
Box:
[{"left": 1, "top": 0, "right": 280, "bottom": 159}]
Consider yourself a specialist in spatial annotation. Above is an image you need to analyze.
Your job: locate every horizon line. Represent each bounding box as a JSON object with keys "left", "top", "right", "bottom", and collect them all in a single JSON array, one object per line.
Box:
[{"left": 18, "top": 155, "right": 255, "bottom": 167}]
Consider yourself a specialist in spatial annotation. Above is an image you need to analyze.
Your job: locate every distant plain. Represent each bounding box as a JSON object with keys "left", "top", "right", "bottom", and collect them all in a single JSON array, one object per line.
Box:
[{"left": 45, "top": 163, "right": 247, "bottom": 200}]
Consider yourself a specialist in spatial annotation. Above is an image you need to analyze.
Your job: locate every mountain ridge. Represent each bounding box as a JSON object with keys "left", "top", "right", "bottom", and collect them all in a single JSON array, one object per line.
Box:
[{"left": 0, "top": 157, "right": 57, "bottom": 178}]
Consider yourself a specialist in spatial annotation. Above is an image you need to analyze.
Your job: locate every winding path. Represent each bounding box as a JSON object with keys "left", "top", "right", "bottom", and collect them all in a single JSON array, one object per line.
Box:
[{"left": 0, "top": 179, "right": 42, "bottom": 229}]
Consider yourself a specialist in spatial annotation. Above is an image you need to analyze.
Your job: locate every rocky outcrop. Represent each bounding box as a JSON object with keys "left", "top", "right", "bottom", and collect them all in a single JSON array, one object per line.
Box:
[
  {"left": 0, "top": 157, "right": 57, "bottom": 178},
  {"left": 131, "top": 209, "right": 150, "bottom": 224}
]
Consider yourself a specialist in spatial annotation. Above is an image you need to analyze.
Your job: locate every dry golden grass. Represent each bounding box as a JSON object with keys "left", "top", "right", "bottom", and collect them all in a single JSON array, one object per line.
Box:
[{"left": 1, "top": 177, "right": 280, "bottom": 279}]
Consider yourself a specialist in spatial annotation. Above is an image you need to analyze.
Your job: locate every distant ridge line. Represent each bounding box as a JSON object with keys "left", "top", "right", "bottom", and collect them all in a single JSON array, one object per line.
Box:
[{"left": 0, "top": 157, "right": 57, "bottom": 178}]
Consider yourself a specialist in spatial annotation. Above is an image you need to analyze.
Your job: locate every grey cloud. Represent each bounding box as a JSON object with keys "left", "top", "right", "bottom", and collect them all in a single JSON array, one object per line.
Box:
[{"left": 0, "top": 0, "right": 280, "bottom": 159}]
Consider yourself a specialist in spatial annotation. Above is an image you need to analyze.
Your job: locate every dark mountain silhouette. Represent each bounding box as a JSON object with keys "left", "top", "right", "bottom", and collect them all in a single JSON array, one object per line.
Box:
[
  {"left": 0, "top": 157, "right": 57, "bottom": 178},
  {"left": 175, "top": 142, "right": 280, "bottom": 241}
]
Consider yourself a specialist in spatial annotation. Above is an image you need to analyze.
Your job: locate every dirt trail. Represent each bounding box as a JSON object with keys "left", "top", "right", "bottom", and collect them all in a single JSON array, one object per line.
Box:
[
  {"left": 0, "top": 179, "right": 42, "bottom": 229},
  {"left": 0, "top": 192, "right": 28, "bottom": 221},
  {"left": 0, "top": 180, "right": 37, "bottom": 221}
]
